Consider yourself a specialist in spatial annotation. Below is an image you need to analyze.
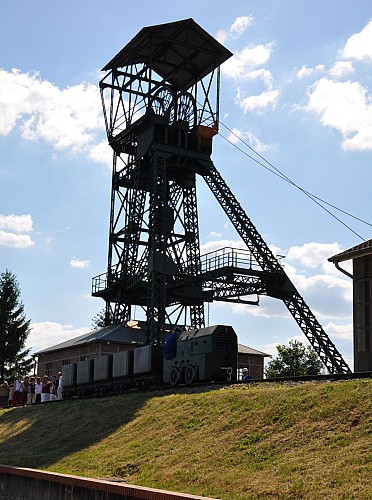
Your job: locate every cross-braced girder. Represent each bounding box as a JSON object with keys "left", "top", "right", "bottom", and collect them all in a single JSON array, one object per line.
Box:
[{"left": 202, "top": 162, "right": 351, "bottom": 374}]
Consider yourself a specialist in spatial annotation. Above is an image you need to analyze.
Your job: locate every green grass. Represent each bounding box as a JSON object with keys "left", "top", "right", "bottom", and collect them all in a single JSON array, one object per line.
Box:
[{"left": 0, "top": 380, "right": 371, "bottom": 499}]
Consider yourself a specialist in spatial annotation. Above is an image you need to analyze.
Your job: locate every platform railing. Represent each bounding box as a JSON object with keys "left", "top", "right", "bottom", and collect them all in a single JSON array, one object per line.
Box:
[
  {"left": 92, "top": 247, "right": 258, "bottom": 294},
  {"left": 200, "top": 246, "right": 258, "bottom": 273}
]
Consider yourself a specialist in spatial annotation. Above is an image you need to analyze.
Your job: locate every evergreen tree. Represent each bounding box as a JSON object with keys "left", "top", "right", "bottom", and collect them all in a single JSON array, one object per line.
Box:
[
  {"left": 92, "top": 306, "right": 114, "bottom": 329},
  {"left": 0, "top": 270, "right": 31, "bottom": 381},
  {"left": 92, "top": 308, "right": 106, "bottom": 329},
  {"left": 265, "top": 339, "right": 324, "bottom": 378}
]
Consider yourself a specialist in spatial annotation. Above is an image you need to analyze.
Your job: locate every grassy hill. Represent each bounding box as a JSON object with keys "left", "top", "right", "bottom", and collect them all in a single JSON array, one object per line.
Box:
[{"left": 0, "top": 379, "right": 371, "bottom": 499}]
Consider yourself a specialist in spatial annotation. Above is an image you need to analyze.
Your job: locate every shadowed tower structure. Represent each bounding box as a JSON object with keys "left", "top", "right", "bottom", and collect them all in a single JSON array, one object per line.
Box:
[{"left": 92, "top": 19, "right": 351, "bottom": 373}]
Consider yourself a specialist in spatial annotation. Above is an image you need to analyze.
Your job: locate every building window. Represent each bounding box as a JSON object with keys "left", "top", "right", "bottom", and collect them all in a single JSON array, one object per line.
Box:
[
  {"left": 62, "top": 359, "right": 70, "bottom": 366},
  {"left": 45, "top": 362, "right": 53, "bottom": 378}
]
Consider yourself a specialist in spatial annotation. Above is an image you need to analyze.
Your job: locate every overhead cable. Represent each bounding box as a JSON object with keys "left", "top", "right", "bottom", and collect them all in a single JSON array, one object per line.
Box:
[{"left": 218, "top": 122, "right": 368, "bottom": 241}]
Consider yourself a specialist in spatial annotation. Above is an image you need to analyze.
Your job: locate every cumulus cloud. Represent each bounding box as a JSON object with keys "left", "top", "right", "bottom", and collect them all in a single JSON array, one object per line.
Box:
[
  {"left": 297, "top": 64, "right": 325, "bottom": 79},
  {"left": 329, "top": 61, "right": 354, "bottom": 78},
  {"left": 235, "top": 88, "right": 279, "bottom": 112},
  {"left": 0, "top": 214, "right": 33, "bottom": 232},
  {"left": 222, "top": 43, "right": 274, "bottom": 79},
  {"left": 27, "top": 321, "right": 91, "bottom": 354},
  {"left": 306, "top": 77, "right": 372, "bottom": 151},
  {"left": 220, "top": 29, "right": 279, "bottom": 114},
  {"left": 70, "top": 257, "right": 90, "bottom": 269},
  {"left": 230, "top": 15, "right": 254, "bottom": 37},
  {"left": 0, "top": 214, "right": 34, "bottom": 248},
  {"left": 227, "top": 127, "right": 275, "bottom": 153},
  {"left": 286, "top": 242, "right": 342, "bottom": 270},
  {"left": 200, "top": 239, "right": 247, "bottom": 255},
  {"left": 88, "top": 140, "right": 112, "bottom": 168},
  {"left": 0, "top": 231, "right": 34, "bottom": 248},
  {"left": 0, "top": 68, "right": 108, "bottom": 162},
  {"left": 343, "top": 19, "right": 372, "bottom": 61},
  {"left": 324, "top": 321, "right": 353, "bottom": 341}
]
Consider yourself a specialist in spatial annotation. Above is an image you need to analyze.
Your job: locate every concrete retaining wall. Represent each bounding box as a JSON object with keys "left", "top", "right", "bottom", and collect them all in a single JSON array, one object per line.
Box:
[{"left": 0, "top": 465, "right": 218, "bottom": 500}]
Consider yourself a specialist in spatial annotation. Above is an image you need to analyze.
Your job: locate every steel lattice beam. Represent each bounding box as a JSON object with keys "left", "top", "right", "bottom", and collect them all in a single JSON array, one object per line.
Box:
[{"left": 203, "top": 161, "right": 351, "bottom": 374}]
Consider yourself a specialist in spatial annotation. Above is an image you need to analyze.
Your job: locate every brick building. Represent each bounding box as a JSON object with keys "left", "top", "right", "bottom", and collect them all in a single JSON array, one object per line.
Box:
[
  {"left": 36, "top": 323, "right": 146, "bottom": 379},
  {"left": 237, "top": 344, "right": 270, "bottom": 380}
]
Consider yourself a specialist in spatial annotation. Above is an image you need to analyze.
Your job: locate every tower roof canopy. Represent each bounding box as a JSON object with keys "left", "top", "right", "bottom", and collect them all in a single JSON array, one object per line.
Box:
[{"left": 102, "top": 18, "right": 233, "bottom": 91}]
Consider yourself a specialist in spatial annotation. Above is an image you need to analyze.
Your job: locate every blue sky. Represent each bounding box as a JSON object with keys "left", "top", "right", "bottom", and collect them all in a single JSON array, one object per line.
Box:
[{"left": 1, "top": 1, "right": 372, "bottom": 369}]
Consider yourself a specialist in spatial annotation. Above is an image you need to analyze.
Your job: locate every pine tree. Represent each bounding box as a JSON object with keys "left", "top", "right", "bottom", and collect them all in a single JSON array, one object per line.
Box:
[
  {"left": 0, "top": 270, "right": 31, "bottom": 381},
  {"left": 265, "top": 339, "right": 324, "bottom": 378},
  {"left": 92, "top": 308, "right": 107, "bottom": 329},
  {"left": 92, "top": 306, "right": 114, "bottom": 329}
]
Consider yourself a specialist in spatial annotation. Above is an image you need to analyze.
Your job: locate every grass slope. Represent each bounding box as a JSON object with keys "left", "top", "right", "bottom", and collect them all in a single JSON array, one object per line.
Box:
[{"left": 0, "top": 380, "right": 371, "bottom": 499}]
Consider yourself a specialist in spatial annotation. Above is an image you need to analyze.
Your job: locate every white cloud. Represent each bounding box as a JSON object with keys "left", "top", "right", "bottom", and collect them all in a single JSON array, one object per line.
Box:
[
  {"left": 222, "top": 43, "right": 274, "bottom": 79},
  {"left": 235, "top": 88, "right": 279, "bottom": 112},
  {"left": 324, "top": 321, "right": 353, "bottom": 341},
  {"left": 286, "top": 241, "right": 352, "bottom": 278},
  {"left": 70, "top": 257, "right": 90, "bottom": 269},
  {"left": 306, "top": 77, "right": 372, "bottom": 151},
  {"left": 297, "top": 64, "right": 325, "bottom": 79},
  {"left": 329, "top": 61, "right": 354, "bottom": 78},
  {"left": 27, "top": 321, "right": 91, "bottom": 354},
  {"left": 230, "top": 15, "right": 254, "bottom": 37},
  {"left": 290, "top": 272, "right": 352, "bottom": 319},
  {"left": 0, "top": 68, "right": 104, "bottom": 155},
  {"left": 343, "top": 19, "right": 372, "bottom": 61},
  {"left": 88, "top": 140, "right": 112, "bottom": 168},
  {"left": 0, "top": 231, "right": 34, "bottom": 248},
  {"left": 200, "top": 239, "right": 247, "bottom": 255},
  {"left": 244, "top": 69, "right": 274, "bottom": 87},
  {"left": 0, "top": 214, "right": 34, "bottom": 248},
  {"left": 227, "top": 127, "right": 275, "bottom": 153},
  {"left": 0, "top": 214, "right": 33, "bottom": 232},
  {"left": 286, "top": 242, "right": 342, "bottom": 270}
]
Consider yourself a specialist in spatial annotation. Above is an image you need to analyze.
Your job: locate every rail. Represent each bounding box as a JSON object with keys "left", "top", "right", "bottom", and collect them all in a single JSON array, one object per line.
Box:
[
  {"left": 200, "top": 246, "right": 258, "bottom": 273},
  {"left": 92, "top": 247, "right": 258, "bottom": 295}
]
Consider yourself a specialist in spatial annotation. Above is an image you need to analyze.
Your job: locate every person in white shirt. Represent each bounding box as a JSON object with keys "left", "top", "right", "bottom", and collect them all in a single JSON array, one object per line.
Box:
[
  {"left": 34, "top": 376, "right": 42, "bottom": 404},
  {"left": 13, "top": 376, "right": 23, "bottom": 406},
  {"left": 57, "top": 372, "right": 63, "bottom": 400}
]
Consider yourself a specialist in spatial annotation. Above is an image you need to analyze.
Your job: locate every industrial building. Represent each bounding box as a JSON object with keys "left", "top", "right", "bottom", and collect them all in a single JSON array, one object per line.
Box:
[{"left": 329, "top": 239, "right": 372, "bottom": 372}]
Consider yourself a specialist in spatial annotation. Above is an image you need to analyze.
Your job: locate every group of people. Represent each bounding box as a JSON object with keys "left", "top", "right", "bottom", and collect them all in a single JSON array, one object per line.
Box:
[{"left": 0, "top": 373, "right": 63, "bottom": 408}]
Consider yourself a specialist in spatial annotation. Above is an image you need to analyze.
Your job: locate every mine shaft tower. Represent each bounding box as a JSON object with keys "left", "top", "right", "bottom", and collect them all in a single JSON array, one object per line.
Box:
[{"left": 92, "top": 19, "right": 351, "bottom": 373}]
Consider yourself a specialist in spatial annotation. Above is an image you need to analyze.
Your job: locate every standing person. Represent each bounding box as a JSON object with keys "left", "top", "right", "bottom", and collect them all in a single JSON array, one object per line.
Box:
[
  {"left": 163, "top": 326, "right": 182, "bottom": 360},
  {"left": 22, "top": 376, "right": 30, "bottom": 405},
  {"left": 28, "top": 377, "right": 36, "bottom": 404},
  {"left": 0, "top": 381, "right": 10, "bottom": 408},
  {"left": 56, "top": 372, "right": 63, "bottom": 400},
  {"left": 12, "top": 376, "right": 23, "bottom": 406},
  {"left": 8, "top": 384, "right": 14, "bottom": 407},
  {"left": 49, "top": 380, "right": 56, "bottom": 401},
  {"left": 34, "top": 377, "right": 42, "bottom": 404},
  {"left": 41, "top": 376, "right": 51, "bottom": 403}
]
